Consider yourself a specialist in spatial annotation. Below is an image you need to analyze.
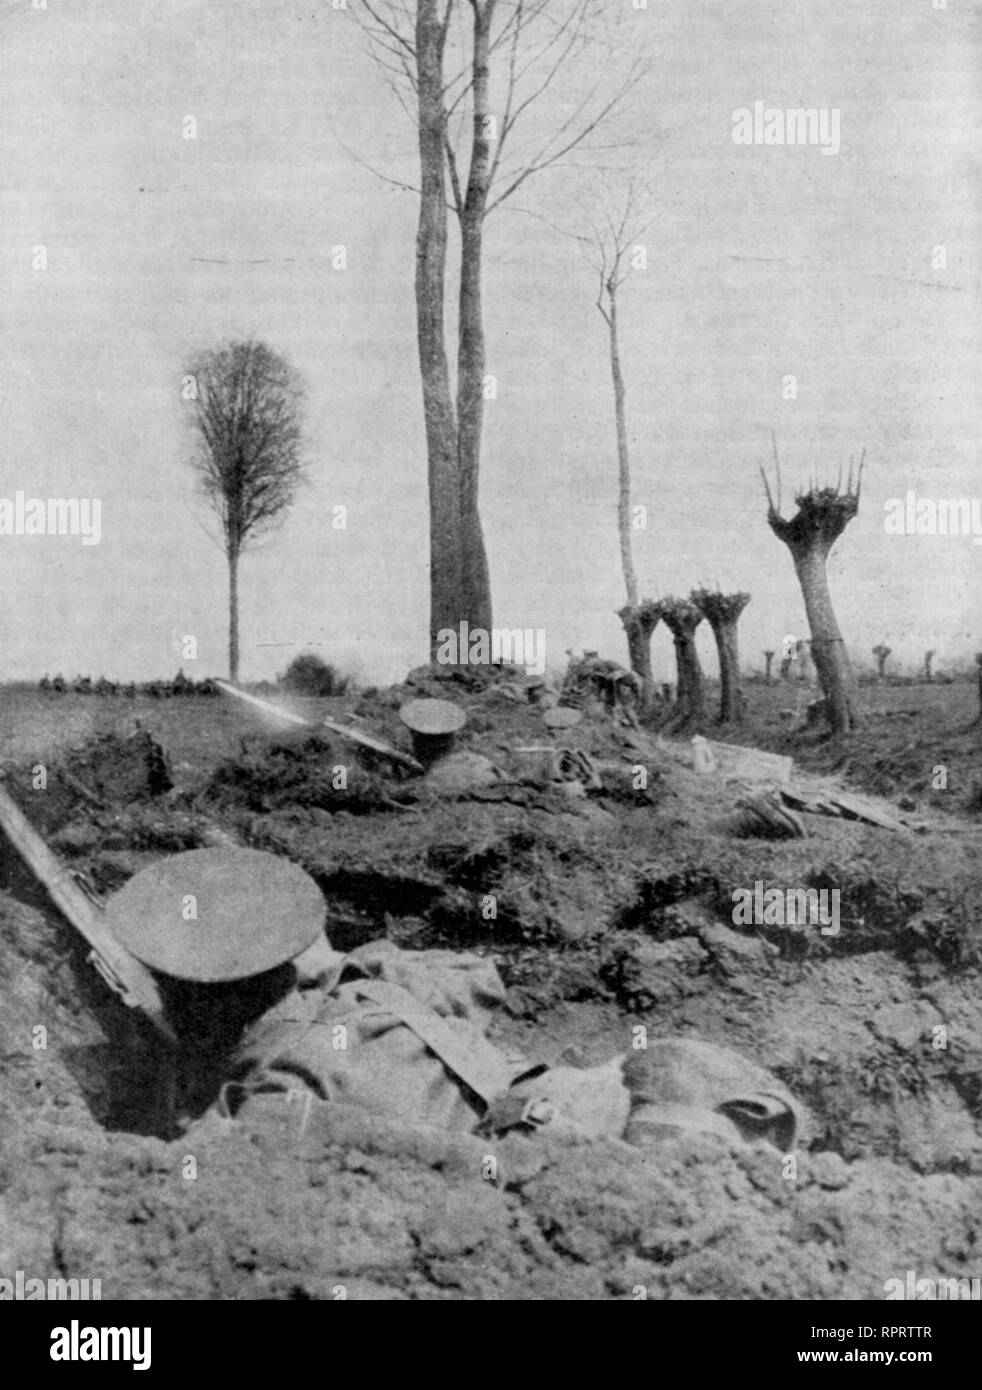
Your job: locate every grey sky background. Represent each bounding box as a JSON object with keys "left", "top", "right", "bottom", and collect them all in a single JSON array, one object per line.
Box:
[{"left": 1, "top": 0, "right": 979, "bottom": 685}]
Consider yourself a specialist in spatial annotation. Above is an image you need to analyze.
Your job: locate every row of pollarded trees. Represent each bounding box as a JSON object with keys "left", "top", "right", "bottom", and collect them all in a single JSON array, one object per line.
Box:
[
  {"left": 614, "top": 437, "right": 867, "bottom": 736},
  {"left": 619, "top": 588, "right": 751, "bottom": 727},
  {"left": 590, "top": 161, "right": 868, "bottom": 738}
]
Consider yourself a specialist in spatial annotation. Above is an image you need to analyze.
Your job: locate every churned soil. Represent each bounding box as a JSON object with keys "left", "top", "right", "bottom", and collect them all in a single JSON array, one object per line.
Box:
[{"left": 1, "top": 675, "right": 980, "bottom": 1300}]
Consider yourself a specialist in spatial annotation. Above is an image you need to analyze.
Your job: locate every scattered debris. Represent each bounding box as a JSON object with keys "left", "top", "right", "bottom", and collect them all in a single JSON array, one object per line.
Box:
[
  {"left": 779, "top": 786, "right": 842, "bottom": 818},
  {"left": 560, "top": 653, "right": 641, "bottom": 715},
  {"left": 823, "top": 790, "right": 903, "bottom": 831},
  {"left": 777, "top": 785, "right": 902, "bottom": 831},
  {"left": 543, "top": 705, "right": 583, "bottom": 730},
  {"left": 735, "top": 792, "right": 806, "bottom": 839},
  {"left": 692, "top": 737, "right": 793, "bottom": 785},
  {"left": 511, "top": 746, "right": 600, "bottom": 790}
]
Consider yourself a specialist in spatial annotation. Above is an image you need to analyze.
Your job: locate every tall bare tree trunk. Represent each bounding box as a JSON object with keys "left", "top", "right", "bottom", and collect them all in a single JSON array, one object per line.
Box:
[
  {"left": 618, "top": 601, "right": 659, "bottom": 719},
  {"left": 658, "top": 599, "right": 706, "bottom": 724},
  {"left": 792, "top": 547, "right": 858, "bottom": 732},
  {"left": 608, "top": 290, "right": 638, "bottom": 610},
  {"left": 228, "top": 548, "right": 240, "bottom": 683},
  {"left": 761, "top": 459, "right": 864, "bottom": 735},
  {"left": 455, "top": 4, "right": 494, "bottom": 633},
  {"left": 608, "top": 280, "right": 658, "bottom": 712},
  {"left": 671, "top": 629, "right": 704, "bottom": 722},
  {"left": 692, "top": 590, "right": 750, "bottom": 724},
  {"left": 715, "top": 622, "right": 744, "bottom": 722},
  {"left": 416, "top": 0, "right": 463, "bottom": 658}
]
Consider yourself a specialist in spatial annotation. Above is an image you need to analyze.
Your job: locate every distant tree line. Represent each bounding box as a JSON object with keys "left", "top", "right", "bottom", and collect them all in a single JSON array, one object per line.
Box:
[
  {"left": 37, "top": 654, "right": 349, "bottom": 700},
  {"left": 38, "top": 673, "right": 220, "bottom": 698}
]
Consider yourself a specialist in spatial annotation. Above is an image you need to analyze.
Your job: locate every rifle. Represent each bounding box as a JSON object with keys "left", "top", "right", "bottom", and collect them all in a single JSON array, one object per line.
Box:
[
  {"left": 0, "top": 775, "right": 177, "bottom": 1045},
  {"left": 215, "top": 679, "right": 425, "bottom": 774}
]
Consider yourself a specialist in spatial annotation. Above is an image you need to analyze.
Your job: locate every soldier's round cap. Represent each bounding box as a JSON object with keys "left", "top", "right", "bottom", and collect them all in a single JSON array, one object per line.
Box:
[
  {"left": 104, "top": 848, "right": 327, "bottom": 982},
  {"left": 399, "top": 698, "right": 466, "bottom": 734}
]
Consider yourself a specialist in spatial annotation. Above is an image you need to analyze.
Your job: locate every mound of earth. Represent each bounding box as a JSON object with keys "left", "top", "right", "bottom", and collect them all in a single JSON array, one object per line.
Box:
[{"left": 1, "top": 678, "right": 981, "bottom": 1299}]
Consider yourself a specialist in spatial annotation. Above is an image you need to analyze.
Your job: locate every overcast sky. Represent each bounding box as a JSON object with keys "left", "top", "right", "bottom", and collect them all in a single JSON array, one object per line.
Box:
[{"left": 1, "top": 0, "right": 979, "bottom": 685}]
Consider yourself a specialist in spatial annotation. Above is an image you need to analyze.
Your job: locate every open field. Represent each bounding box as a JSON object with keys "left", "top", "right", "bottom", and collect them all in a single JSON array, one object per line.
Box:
[{"left": 4, "top": 675, "right": 980, "bottom": 810}]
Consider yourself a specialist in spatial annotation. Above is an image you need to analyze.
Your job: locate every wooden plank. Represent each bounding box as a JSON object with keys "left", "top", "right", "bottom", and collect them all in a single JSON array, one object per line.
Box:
[
  {"left": 780, "top": 786, "right": 843, "bottom": 817},
  {"left": 698, "top": 738, "right": 793, "bottom": 785},
  {"left": 824, "top": 790, "right": 902, "bottom": 831}
]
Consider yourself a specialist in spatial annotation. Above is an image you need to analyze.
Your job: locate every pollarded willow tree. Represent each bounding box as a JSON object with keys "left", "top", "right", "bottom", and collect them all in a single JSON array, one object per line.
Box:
[
  {"left": 692, "top": 588, "right": 751, "bottom": 724},
  {"left": 760, "top": 437, "right": 865, "bottom": 734},
  {"left": 872, "top": 643, "right": 892, "bottom": 681},
  {"left": 656, "top": 596, "right": 706, "bottom": 725},
  {"left": 354, "top": 1, "right": 647, "bottom": 657},
  {"left": 617, "top": 599, "right": 661, "bottom": 714}
]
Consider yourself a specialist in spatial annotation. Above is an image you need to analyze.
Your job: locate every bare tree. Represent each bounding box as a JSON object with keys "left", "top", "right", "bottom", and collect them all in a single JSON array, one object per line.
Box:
[
  {"left": 567, "top": 176, "right": 660, "bottom": 710},
  {"left": 692, "top": 588, "right": 750, "bottom": 724},
  {"left": 354, "top": 1, "right": 647, "bottom": 658},
  {"left": 185, "top": 339, "right": 307, "bottom": 683},
  {"left": 760, "top": 436, "right": 864, "bottom": 734}
]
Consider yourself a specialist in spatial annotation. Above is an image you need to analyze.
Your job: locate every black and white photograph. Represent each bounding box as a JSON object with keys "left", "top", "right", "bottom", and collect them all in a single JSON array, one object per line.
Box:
[{"left": 1, "top": 0, "right": 979, "bottom": 1342}]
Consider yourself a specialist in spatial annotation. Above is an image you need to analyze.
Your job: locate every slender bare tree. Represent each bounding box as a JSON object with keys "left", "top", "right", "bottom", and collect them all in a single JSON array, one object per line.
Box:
[
  {"left": 566, "top": 176, "right": 660, "bottom": 711},
  {"left": 354, "top": 1, "right": 647, "bottom": 658},
  {"left": 760, "top": 436, "right": 864, "bottom": 734},
  {"left": 185, "top": 339, "right": 307, "bottom": 682}
]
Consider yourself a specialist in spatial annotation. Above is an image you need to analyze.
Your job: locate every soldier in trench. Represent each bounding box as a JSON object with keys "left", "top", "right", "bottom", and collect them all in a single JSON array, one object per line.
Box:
[{"left": 105, "top": 849, "right": 802, "bottom": 1151}]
